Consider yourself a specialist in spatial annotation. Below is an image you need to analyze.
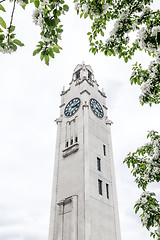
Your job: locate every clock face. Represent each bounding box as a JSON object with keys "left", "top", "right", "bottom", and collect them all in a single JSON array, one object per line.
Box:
[
  {"left": 90, "top": 98, "right": 104, "bottom": 118},
  {"left": 64, "top": 98, "right": 81, "bottom": 117}
]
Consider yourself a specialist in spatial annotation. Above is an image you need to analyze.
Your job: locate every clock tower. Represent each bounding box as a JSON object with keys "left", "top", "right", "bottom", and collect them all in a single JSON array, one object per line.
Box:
[{"left": 48, "top": 62, "right": 121, "bottom": 240}]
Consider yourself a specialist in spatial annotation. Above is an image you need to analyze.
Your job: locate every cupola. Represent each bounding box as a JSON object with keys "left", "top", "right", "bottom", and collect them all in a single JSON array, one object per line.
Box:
[{"left": 72, "top": 61, "right": 95, "bottom": 85}]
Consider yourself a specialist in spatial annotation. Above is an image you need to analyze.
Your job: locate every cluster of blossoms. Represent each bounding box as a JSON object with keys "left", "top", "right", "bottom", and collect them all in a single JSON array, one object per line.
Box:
[
  {"left": 124, "top": 130, "right": 160, "bottom": 190},
  {"left": 110, "top": 10, "right": 131, "bottom": 39},
  {"left": 32, "top": 6, "right": 53, "bottom": 43},
  {"left": 0, "top": 45, "right": 14, "bottom": 54},
  {"left": 74, "top": 1, "right": 109, "bottom": 18},
  {"left": 134, "top": 191, "right": 160, "bottom": 233},
  {"left": 137, "top": 25, "right": 160, "bottom": 53},
  {"left": 130, "top": 50, "right": 160, "bottom": 105},
  {"left": 32, "top": 7, "right": 44, "bottom": 28},
  {"left": 31, "top": 0, "right": 68, "bottom": 61},
  {"left": 125, "top": 130, "right": 160, "bottom": 238}
]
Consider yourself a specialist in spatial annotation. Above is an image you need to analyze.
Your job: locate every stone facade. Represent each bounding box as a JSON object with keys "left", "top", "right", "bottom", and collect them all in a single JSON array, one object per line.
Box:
[{"left": 48, "top": 63, "right": 121, "bottom": 240}]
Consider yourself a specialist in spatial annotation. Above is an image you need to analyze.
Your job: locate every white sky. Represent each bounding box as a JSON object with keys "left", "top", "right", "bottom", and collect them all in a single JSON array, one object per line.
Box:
[{"left": 0, "top": 1, "right": 159, "bottom": 240}]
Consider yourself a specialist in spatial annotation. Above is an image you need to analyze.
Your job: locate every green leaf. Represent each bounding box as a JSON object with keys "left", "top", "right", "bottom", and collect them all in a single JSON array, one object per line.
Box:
[
  {"left": 13, "top": 39, "right": 24, "bottom": 46},
  {"left": 9, "top": 25, "right": 15, "bottom": 33},
  {"left": 33, "top": 48, "right": 41, "bottom": 56},
  {"left": 57, "top": 28, "right": 63, "bottom": 33},
  {"left": 80, "top": 12, "right": 83, "bottom": 18},
  {"left": 0, "top": 28, "right": 3, "bottom": 33},
  {"left": 34, "top": 0, "right": 39, "bottom": 8},
  {"left": 84, "top": 12, "right": 88, "bottom": 19},
  {"left": 21, "top": 4, "right": 27, "bottom": 9},
  {"left": 101, "top": 31, "right": 104, "bottom": 37},
  {"left": 52, "top": 45, "right": 60, "bottom": 53},
  {"left": 130, "top": 78, "right": 134, "bottom": 85},
  {"left": 0, "top": 34, "right": 5, "bottom": 40},
  {"left": 137, "top": 78, "right": 141, "bottom": 85},
  {"left": 0, "top": 4, "right": 6, "bottom": 12},
  {"left": 10, "top": 43, "right": 17, "bottom": 51},
  {"left": 0, "top": 17, "right": 6, "bottom": 29},
  {"left": 135, "top": 205, "right": 139, "bottom": 213},
  {"left": 40, "top": 53, "right": 45, "bottom": 61},
  {"left": 63, "top": 4, "right": 69, "bottom": 12},
  {"left": 45, "top": 54, "right": 49, "bottom": 65},
  {"left": 10, "top": 33, "right": 15, "bottom": 39},
  {"left": 49, "top": 49, "right": 54, "bottom": 58},
  {"left": 124, "top": 57, "right": 128, "bottom": 63}
]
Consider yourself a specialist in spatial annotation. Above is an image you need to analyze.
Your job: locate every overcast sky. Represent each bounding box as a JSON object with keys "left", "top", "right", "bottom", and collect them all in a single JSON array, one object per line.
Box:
[{"left": 0, "top": 1, "right": 160, "bottom": 240}]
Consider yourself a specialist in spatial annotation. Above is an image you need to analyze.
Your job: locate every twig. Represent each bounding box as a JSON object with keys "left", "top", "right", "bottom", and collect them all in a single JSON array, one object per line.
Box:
[
  {"left": 0, "top": 0, "right": 6, "bottom": 3},
  {"left": 7, "top": 0, "right": 16, "bottom": 44}
]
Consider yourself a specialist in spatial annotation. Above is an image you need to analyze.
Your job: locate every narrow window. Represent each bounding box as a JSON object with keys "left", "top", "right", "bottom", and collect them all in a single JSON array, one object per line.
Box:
[
  {"left": 76, "top": 70, "right": 80, "bottom": 79},
  {"left": 70, "top": 139, "right": 73, "bottom": 145},
  {"left": 106, "top": 183, "right": 109, "bottom": 199},
  {"left": 97, "top": 157, "right": 101, "bottom": 171},
  {"left": 65, "top": 141, "right": 69, "bottom": 148},
  {"left": 103, "top": 144, "right": 106, "bottom": 156},
  {"left": 75, "top": 136, "right": 78, "bottom": 143},
  {"left": 98, "top": 179, "right": 102, "bottom": 195},
  {"left": 88, "top": 70, "right": 92, "bottom": 80}
]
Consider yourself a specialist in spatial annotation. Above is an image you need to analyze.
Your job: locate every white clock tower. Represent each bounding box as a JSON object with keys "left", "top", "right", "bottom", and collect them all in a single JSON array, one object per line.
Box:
[{"left": 48, "top": 62, "right": 121, "bottom": 240}]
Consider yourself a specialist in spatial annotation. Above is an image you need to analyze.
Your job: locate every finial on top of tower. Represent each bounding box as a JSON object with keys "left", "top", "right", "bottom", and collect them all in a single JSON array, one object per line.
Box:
[{"left": 72, "top": 62, "right": 95, "bottom": 86}]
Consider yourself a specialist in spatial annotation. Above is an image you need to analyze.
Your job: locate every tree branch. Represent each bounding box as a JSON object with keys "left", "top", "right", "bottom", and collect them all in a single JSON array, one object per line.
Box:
[
  {"left": 7, "top": 0, "right": 16, "bottom": 45},
  {"left": 0, "top": 0, "right": 6, "bottom": 3}
]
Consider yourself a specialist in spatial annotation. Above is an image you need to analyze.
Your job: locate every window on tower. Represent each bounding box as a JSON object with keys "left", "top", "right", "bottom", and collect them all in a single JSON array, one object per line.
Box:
[
  {"left": 97, "top": 157, "right": 101, "bottom": 171},
  {"left": 65, "top": 141, "right": 69, "bottom": 148},
  {"left": 88, "top": 70, "right": 92, "bottom": 80},
  {"left": 75, "top": 136, "right": 78, "bottom": 143},
  {"left": 70, "top": 139, "right": 73, "bottom": 145},
  {"left": 106, "top": 183, "right": 109, "bottom": 199},
  {"left": 103, "top": 144, "right": 106, "bottom": 156},
  {"left": 98, "top": 179, "right": 102, "bottom": 195},
  {"left": 75, "top": 70, "right": 80, "bottom": 79}
]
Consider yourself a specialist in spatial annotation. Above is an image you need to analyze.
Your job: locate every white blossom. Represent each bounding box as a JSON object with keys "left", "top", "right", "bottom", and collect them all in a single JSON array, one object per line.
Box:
[
  {"left": 103, "top": 3, "right": 109, "bottom": 14},
  {"left": 82, "top": 4, "right": 88, "bottom": 14},
  {"left": 149, "top": 72, "right": 156, "bottom": 79},
  {"left": 41, "top": 0, "right": 49, "bottom": 5},
  {"left": 16, "top": 0, "right": 25, "bottom": 6},
  {"left": 137, "top": 27, "right": 147, "bottom": 47},
  {"left": 139, "top": 94, "right": 144, "bottom": 101},
  {"left": 32, "top": 7, "right": 44, "bottom": 28},
  {"left": 152, "top": 26, "right": 160, "bottom": 38},
  {"left": 140, "top": 79, "right": 152, "bottom": 94},
  {"left": 41, "top": 35, "right": 51, "bottom": 42},
  {"left": 142, "top": 212, "right": 150, "bottom": 226},
  {"left": 75, "top": 3, "right": 80, "bottom": 11},
  {"left": 141, "top": 191, "right": 150, "bottom": 197},
  {"left": 0, "top": 46, "right": 14, "bottom": 54},
  {"left": 152, "top": 166, "right": 159, "bottom": 174}
]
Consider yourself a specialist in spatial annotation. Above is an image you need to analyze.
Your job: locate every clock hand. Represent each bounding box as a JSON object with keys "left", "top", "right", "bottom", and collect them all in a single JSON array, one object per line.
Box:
[{"left": 71, "top": 103, "right": 79, "bottom": 108}]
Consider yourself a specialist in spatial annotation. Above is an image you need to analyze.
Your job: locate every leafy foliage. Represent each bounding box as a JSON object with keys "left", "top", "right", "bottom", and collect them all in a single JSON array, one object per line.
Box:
[
  {"left": 134, "top": 192, "right": 160, "bottom": 239},
  {"left": 0, "top": 0, "right": 69, "bottom": 64},
  {"left": 124, "top": 131, "right": 160, "bottom": 238},
  {"left": 74, "top": 0, "right": 160, "bottom": 105}
]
